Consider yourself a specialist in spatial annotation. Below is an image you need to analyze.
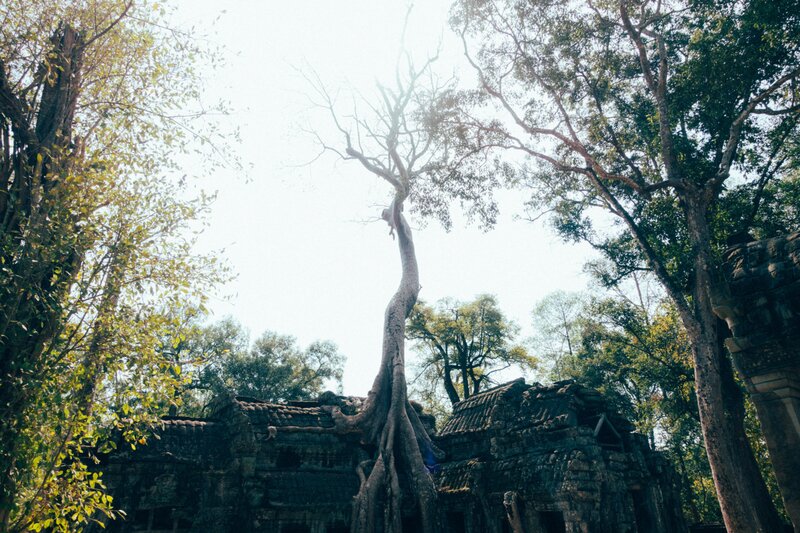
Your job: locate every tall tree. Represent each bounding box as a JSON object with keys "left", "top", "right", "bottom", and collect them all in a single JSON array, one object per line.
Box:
[
  {"left": 529, "top": 291, "right": 585, "bottom": 381},
  {"left": 308, "top": 17, "right": 496, "bottom": 527},
  {"left": 310, "top": 55, "right": 442, "bottom": 530},
  {"left": 0, "top": 2, "right": 228, "bottom": 529},
  {"left": 435, "top": 1, "right": 800, "bottom": 530},
  {"left": 407, "top": 294, "right": 534, "bottom": 405}
]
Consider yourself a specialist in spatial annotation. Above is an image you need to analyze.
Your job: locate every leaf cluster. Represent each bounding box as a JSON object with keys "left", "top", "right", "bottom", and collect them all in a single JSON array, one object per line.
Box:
[
  {"left": 172, "top": 319, "right": 346, "bottom": 413},
  {"left": 444, "top": 0, "right": 800, "bottom": 299}
]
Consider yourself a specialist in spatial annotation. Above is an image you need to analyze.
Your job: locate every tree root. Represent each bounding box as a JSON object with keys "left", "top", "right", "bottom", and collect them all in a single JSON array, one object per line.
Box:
[{"left": 331, "top": 200, "right": 441, "bottom": 532}]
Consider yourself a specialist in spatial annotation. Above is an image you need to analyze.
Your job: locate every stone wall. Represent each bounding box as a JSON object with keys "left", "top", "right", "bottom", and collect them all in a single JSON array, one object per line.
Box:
[
  {"left": 92, "top": 381, "right": 685, "bottom": 533},
  {"left": 712, "top": 232, "right": 800, "bottom": 529},
  {"left": 435, "top": 380, "right": 685, "bottom": 533}
]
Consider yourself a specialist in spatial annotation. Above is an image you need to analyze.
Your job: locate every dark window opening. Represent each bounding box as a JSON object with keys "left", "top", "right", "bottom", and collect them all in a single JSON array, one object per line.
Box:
[
  {"left": 281, "top": 525, "right": 310, "bottom": 533},
  {"left": 540, "top": 511, "right": 566, "bottom": 533},
  {"left": 632, "top": 489, "right": 654, "bottom": 532},
  {"left": 133, "top": 509, "right": 150, "bottom": 525},
  {"left": 402, "top": 514, "right": 422, "bottom": 532},
  {"left": 151, "top": 508, "right": 172, "bottom": 529},
  {"left": 446, "top": 511, "right": 466, "bottom": 533},
  {"left": 326, "top": 521, "right": 349, "bottom": 533},
  {"left": 276, "top": 448, "right": 302, "bottom": 469},
  {"left": 176, "top": 517, "right": 193, "bottom": 530},
  {"left": 593, "top": 414, "right": 624, "bottom": 451}
]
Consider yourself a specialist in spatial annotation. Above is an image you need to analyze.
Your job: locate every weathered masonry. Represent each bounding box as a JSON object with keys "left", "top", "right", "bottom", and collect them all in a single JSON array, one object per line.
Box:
[
  {"left": 712, "top": 231, "right": 800, "bottom": 529},
  {"left": 93, "top": 380, "right": 685, "bottom": 533}
]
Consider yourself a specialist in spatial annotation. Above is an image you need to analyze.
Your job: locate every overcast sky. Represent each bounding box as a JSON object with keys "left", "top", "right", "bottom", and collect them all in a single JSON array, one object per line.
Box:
[{"left": 172, "top": 0, "right": 596, "bottom": 396}]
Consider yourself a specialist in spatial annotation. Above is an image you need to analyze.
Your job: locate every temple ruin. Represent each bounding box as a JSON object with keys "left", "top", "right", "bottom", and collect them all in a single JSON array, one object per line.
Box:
[
  {"left": 712, "top": 231, "right": 800, "bottom": 528},
  {"left": 92, "top": 379, "right": 685, "bottom": 532}
]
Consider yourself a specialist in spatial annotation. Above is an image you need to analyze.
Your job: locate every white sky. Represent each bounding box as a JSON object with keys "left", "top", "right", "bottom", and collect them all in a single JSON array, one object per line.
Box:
[{"left": 172, "top": 0, "right": 596, "bottom": 396}]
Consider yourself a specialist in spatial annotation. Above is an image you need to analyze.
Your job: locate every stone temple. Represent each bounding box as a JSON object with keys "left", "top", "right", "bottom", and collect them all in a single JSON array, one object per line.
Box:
[{"left": 91, "top": 379, "right": 685, "bottom": 532}]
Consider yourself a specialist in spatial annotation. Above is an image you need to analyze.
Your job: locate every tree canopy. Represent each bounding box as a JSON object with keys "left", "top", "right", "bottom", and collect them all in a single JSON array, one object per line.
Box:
[
  {"left": 529, "top": 291, "right": 586, "bottom": 382},
  {"left": 433, "top": 1, "right": 800, "bottom": 529},
  {"left": 0, "top": 1, "right": 229, "bottom": 529},
  {"left": 175, "top": 318, "right": 345, "bottom": 409},
  {"left": 407, "top": 294, "right": 534, "bottom": 406}
]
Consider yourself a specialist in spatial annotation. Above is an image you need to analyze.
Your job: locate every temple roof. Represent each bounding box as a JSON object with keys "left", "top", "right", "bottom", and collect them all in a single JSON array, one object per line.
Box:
[
  {"left": 232, "top": 397, "right": 336, "bottom": 429},
  {"left": 437, "top": 459, "right": 483, "bottom": 494},
  {"left": 117, "top": 417, "right": 228, "bottom": 464},
  {"left": 438, "top": 379, "right": 634, "bottom": 437},
  {"left": 160, "top": 416, "right": 218, "bottom": 431},
  {"left": 438, "top": 379, "right": 527, "bottom": 436}
]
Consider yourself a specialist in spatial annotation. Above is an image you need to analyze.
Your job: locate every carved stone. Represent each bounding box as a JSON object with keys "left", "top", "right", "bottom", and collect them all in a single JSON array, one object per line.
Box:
[
  {"left": 712, "top": 231, "right": 800, "bottom": 529},
  {"left": 90, "top": 380, "right": 685, "bottom": 533}
]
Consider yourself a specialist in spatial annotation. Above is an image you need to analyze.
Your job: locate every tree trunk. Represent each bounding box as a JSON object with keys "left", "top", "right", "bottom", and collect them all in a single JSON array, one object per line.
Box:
[
  {"left": 331, "top": 199, "right": 440, "bottom": 532},
  {"left": 683, "top": 203, "right": 783, "bottom": 532},
  {"left": 0, "top": 26, "right": 85, "bottom": 527},
  {"left": 442, "top": 363, "right": 460, "bottom": 406},
  {"left": 460, "top": 353, "right": 470, "bottom": 401},
  {"left": 71, "top": 241, "right": 130, "bottom": 419}
]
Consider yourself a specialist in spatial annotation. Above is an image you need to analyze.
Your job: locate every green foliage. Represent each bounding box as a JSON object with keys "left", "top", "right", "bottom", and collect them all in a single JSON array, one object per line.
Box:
[
  {"left": 529, "top": 291, "right": 586, "bottom": 381},
  {"left": 174, "top": 319, "right": 346, "bottom": 413},
  {"left": 0, "top": 1, "right": 232, "bottom": 529},
  {"left": 407, "top": 294, "right": 535, "bottom": 409},
  {"left": 439, "top": 3, "right": 799, "bottom": 525},
  {"left": 441, "top": 0, "right": 800, "bottom": 294},
  {"left": 532, "top": 286, "right": 788, "bottom": 523},
  {"left": 535, "top": 289, "right": 717, "bottom": 521}
]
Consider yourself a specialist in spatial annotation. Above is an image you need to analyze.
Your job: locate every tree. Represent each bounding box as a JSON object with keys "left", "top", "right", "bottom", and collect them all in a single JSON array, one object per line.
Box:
[
  {"left": 309, "top": 60, "right": 442, "bottom": 531},
  {"left": 307, "top": 16, "right": 498, "bottom": 527},
  {"left": 234, "top": 335, "right": 343, "bottom": 401},
  {"left": 529, "top": 291, "right": 585, "bottom": 382},
  {"left": 0, "top": 2, "right": 228, "bottom": 529},
  {"left": 437, "top": 1, "right": 800, "bottom": 530},
  {"left": 178, "top": 319, "right": 345, "bottom": 408},
  {"left": 407, "top": 294, "right": 534, "bottom": 405}
]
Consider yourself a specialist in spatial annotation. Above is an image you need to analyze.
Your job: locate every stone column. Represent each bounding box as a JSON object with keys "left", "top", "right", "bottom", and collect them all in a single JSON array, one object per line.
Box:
[{"left": 712, "top": 232, "right": 800, "bottom": 530}]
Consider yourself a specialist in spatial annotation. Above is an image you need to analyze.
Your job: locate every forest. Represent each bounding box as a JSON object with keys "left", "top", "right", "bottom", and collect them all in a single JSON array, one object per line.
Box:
[{"left": 0, "top": 1, "right": 799, "bottom": 532}]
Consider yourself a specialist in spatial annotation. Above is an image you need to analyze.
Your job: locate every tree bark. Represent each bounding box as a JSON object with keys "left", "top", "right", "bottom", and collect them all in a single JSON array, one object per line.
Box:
[
  {"left": 332, "top": 198, "right": 440, "bottom": 532},
  {"left": 460, "top": 349, "right": 470, "bottom": 401},
  {"left": 442, "top": 362, "right": 460, "bottom": 406},
  {"left": 682, "top": 201, "right": 783, "bottom": 532}
]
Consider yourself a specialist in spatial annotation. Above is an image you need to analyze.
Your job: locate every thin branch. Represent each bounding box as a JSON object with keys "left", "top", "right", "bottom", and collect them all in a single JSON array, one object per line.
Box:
[
  {"left": 589, "top": 169, "right": 695, "bottom": 333},
  {"left": 461, "top": 22, "right": 646, "bottom": 194},
  {"left": 620, "top": 3, "right": 679, "bottom": 181},
  {"left": 707, "top": 69, "right": 800, "bottom": 195},
  {"left": 84, "top": 1, "right": 133, "bottom": 47},
  {"left": 752, "top": 103, "right": 800, "bottom": 116}
]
